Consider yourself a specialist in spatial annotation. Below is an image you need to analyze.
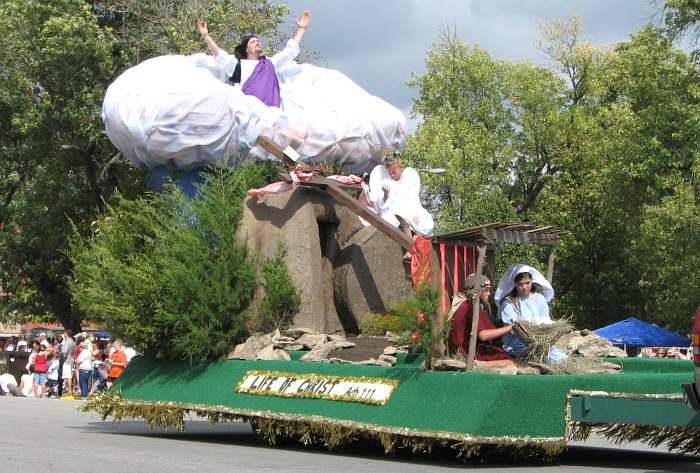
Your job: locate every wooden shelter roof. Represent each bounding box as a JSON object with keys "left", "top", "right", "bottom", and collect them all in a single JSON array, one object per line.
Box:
[{"left": 434, "top": 223, "right": 568, "bottom": 246}]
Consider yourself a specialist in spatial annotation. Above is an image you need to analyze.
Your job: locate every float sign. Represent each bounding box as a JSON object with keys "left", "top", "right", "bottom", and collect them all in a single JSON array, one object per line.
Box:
[{"left": 236, "top": 370, "right": 399, "bottom": 405}]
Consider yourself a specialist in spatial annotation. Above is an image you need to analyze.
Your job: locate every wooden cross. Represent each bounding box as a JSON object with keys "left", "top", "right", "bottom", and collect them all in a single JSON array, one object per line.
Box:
[{"left": 255, "top": 137, "right": 413, "bottom": 252}]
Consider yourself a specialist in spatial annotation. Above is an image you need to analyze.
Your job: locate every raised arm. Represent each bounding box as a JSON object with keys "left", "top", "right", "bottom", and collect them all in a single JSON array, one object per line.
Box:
[
  {"left": 291, "top": 10, "right": 311, "bottom": 45},
  {"left": 197, "top": 19, "right": 220, "bottom": 56},
  {"left": 478, "top": 324, "right": 514, "bottom": 342}
]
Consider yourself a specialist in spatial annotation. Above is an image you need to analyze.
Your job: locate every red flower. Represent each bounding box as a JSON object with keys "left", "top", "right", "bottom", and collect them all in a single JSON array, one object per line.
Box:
[
  {"left": 411, "top": 331, "right": 420, "bottom": 343},
  {"left": 417, "top": 311, "right": 425, "bottom": 322}
]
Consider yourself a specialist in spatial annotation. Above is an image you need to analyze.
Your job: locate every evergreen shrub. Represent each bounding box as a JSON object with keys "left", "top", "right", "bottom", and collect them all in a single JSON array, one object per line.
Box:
[
  {"left": 388, "top": 283, "right": 441, "bottom": 365},
  {"left": 359, "top": 313, "right": 405, "bottom": 336},
  {"left": 69, "top": 165, "right": 269, "bottom": 361},
  {"left": 256, "top": 243, "right": 301, "bottom": 332}
]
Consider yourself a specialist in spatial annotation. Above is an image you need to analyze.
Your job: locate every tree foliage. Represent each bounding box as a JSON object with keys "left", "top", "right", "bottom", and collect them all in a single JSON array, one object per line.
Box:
[
  {"left": 0, "top": 0, "right": 289, "bottom": 330},
  {"left": 387, "top": 283, "right": 441, "bottom": 366},
  {"left": 69, "top": 166, "right": 268, "bottom": 360},
  {"left": 256, "top": 242, "right": 302, "bottom": 333},
  {"left": 663, "top": 0, "right": 700, "bottom": 55},
  {"left": 0, "top": 0, "right": 140, "bottom": 330},
  {"left": 407, "top": 19, "right": 700, "bottom": 332},
  {"left": 100, "top": 0, "right": 289, "bottom": 60}
]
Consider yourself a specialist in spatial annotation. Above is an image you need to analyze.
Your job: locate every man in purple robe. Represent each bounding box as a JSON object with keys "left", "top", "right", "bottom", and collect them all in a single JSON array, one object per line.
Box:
[{"left": 197, "top": 11, "right": 311, "bottom": 108}]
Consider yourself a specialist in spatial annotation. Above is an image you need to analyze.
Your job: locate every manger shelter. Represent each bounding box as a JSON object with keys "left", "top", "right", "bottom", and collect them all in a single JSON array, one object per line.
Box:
[{"left": 431, "top": 223, "right": 568, "bottom": 368}]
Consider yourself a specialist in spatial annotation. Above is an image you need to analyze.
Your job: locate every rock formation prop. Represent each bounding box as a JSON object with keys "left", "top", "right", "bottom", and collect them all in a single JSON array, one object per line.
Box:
[
  {"left": 237, "top": 187, "right": 415, "bottom": 334},
  {"left": 228, "top": 328, "right": 407, "bottom": 367},
  {"left": 229, "top": 324, "right": 628, "bottom": 375},
  {"left": 555, "top": 330, "right": 628, "bottom": 358}
]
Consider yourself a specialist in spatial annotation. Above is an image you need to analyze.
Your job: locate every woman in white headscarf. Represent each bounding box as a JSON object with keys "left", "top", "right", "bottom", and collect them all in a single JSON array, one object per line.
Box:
[{"left": 494, "top": 263, "right": 566, "bottom": 363}]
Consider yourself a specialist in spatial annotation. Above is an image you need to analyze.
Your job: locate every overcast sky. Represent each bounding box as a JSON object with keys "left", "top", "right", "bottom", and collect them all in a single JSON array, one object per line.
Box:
[{"left": 283, "top": 0, "right": 659, "bottom": 130}]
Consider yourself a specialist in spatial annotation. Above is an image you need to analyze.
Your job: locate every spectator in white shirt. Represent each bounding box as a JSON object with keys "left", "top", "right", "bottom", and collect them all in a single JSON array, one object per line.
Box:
[
  {"left": 0, "top": 368, "right": 24, "bottom": 397},
  {"left": 76, "top": 339, "right": 93, "bottom": 399}
]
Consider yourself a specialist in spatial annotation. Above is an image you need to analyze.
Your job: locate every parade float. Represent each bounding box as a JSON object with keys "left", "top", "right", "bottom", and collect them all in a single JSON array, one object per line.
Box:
[
  {"left": 81, "top": 142, "right": 699, "bottom": 459},
  {"left": 81, "top": 33, "right": 699, "bottom": 458}
]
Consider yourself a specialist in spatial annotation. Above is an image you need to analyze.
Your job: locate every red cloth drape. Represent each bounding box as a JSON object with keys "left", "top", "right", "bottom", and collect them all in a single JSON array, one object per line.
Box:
[
  {"left": 453, "top": 246, "right": 459, "bottom": 296},
  {"left": 463, "top": 246, "right": 468, "bottom": 284},
  {"left": 440, "top": 244, "right": 447, "bottom": 315},
  {"left": 411, "top": 237, "right": 432, "bottom": 287}
]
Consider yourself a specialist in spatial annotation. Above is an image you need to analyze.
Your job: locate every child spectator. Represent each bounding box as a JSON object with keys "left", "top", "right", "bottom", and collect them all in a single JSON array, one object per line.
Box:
[
  {"left": 33, "top": 344, "right": 48, "bottom": 398},
  {"left": 72, "top": 334, "right": 84, "bottom": 396},
  {"left": 106, "top": 339, "right": 128, "bottom": 389},
  {"left": 19, "top": 372, "right": 34, "bottom": 397},
  {"left": 46, "top": 352, "right": 60, "bottom": 397}
]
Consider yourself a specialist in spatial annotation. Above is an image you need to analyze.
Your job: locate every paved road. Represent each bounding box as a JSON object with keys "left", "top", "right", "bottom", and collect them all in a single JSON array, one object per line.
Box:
[{"left": 1, "top": 397, "right": 698, "bottom": 472}]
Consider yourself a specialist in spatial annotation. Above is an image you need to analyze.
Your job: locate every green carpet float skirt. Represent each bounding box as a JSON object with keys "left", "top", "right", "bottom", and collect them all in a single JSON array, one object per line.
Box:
[{"left": 83, "top": 356, "right": 700, "bottom": 458}]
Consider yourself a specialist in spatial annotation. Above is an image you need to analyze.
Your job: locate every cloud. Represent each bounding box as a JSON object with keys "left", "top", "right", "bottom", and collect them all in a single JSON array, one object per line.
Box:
[{"left": 284, "top": 0, "right": 656, "bottom": 120}]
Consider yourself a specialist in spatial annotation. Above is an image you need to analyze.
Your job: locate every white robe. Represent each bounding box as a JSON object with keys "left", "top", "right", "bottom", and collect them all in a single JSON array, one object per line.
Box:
[
  {"left": 368, "top": 165, "right": 434, "bottom": 237},
  {"left": 212, "top": 40, "right": 301, "bottom": 93},
  {"left": 101, "top": 40, "right": 407, "bottom": 175}
]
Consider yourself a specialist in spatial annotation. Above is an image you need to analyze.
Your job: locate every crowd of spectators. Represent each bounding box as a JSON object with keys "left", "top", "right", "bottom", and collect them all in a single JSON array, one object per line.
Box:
[
  {"left": 639, "top": 347, "right": 690, "bottom": 359},
  {"left": 0, "top": 330, "right": 136, "bottom": 398}
]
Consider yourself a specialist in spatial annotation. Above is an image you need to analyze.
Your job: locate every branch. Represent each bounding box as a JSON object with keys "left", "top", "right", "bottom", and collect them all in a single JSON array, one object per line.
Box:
[{"left": 99, "top": 152, "right": 125, "bottom": 180}]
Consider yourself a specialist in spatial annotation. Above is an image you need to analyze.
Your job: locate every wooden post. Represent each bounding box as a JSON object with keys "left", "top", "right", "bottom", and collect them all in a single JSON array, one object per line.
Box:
[
  {"left": 255, "top": 136, "right": 311, "bottom": 170},
  {"left": 486, "top": 248, "right": 496, "bottom": 290},
  {"left": 324, "top": 184, "right": 413, "bottom": 251},
  {"left": 465, "top": 244, "right": 487, "bottom": 370},
  {"left": 546, "top": 246, "right": 556, "bottom": 283}
]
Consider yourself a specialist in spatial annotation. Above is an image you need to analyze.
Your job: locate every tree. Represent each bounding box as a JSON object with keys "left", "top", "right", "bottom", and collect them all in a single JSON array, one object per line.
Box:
[
  {"left": 405, "top": 30, "right": 524, "bottom": 229},
  {"left": 404, "top": 29, "right": 574, "bottom": 275},
  {"left": 0, "top": 0, "right": 139, "bottom": 330},
  {"left": 69, "top": 166, "right": 269, "bottom": 360},
  {"left": 532, "top": 26, "right": 700, "bottom": 330},
  {"left": 408, "top": 20, "right": 700, "bottom": 332},
  {"left": 536, "top": 17, "right": 609, "bottom": 106},
  {"left": 663, "top": 0, "right": 700, "bottom": 55},
  {"left": 99, "top": 0, "right": 290, "bottom": 60},
  {"left": 0, "top": 0, "right": 291, "bottom": 330}
]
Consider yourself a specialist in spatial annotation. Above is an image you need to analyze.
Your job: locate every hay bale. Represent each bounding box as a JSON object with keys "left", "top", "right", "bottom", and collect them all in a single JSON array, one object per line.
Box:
[{"left": 516, "top": 318, "right": 574, "bottom": 365}]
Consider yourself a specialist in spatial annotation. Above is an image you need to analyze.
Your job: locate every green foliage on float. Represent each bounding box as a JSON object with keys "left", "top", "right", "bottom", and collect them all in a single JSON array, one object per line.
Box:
[
  {"left": 387, "top": 284, "right": 442, "bottom": 364},
  {"left": 69, "top": 166, "right": 268, "bottom": 360},
  {"left": 358, "top": 313, "right": 405, "bottom": 337},
  {"left": 256, "top": 243, "right": 302, "bottom": 333}
]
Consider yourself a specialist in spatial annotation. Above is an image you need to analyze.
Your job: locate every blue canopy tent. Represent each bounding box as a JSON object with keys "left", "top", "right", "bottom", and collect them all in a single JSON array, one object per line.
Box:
[{"left": 593, "top": 317, "right": 690, "bottom": 347}]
